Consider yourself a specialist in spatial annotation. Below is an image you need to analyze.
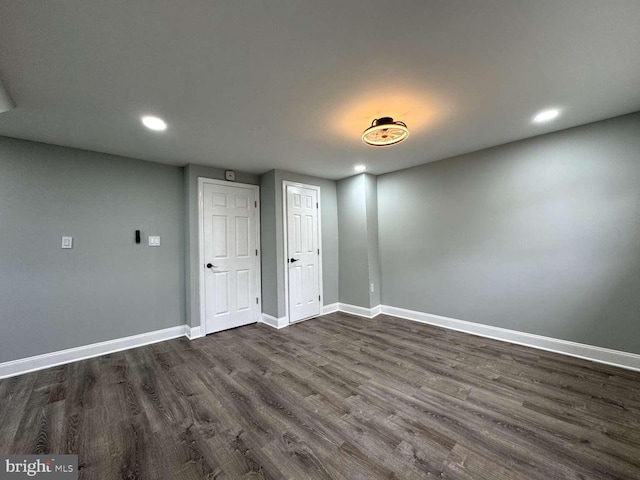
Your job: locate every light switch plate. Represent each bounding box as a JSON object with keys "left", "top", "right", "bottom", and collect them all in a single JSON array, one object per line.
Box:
[
  {"left": 148, "top": 236, "right": 161, "bottom": 246},
  {"left": 61, "top": 236, "right": 73, "bottom": 249}
]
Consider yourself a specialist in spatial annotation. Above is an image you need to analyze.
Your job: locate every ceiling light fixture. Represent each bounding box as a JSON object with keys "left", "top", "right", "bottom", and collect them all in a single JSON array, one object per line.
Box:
[
  {"left": 141, "top": 115, "right": 167, "bottom": 131},
  {"left": 362, "top": 117, "right": 409, "bottom": 147},
  {"left": 533, "top": 109, "right": 560, "bottom": 124},
  {"left": 354, "top": 165, "right": 367, "bottom": 173}
]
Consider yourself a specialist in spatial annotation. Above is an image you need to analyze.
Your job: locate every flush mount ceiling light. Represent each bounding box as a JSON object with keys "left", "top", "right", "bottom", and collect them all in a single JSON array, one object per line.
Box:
[
  {"left": 362, "top": 117, "right": 409, "bottom": 147},
  {"left": 354, "top": 164, "right": 367, "bottom": 173},
  {"left": 533, "top": 109, "right": 560, "bottom": 124},
  {"left": 141, "top": 115, "right": 167, "bottom": 131}
]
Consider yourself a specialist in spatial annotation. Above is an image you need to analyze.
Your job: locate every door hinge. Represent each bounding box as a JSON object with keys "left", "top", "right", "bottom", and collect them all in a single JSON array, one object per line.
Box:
[
  {"left": 256, "top": 297, "right": 259, "bottom": 304},
  {"left": 317, "top": 248, "right": 320, "bottom": 254},
  {"left": 255, "top": 201, "right": 257, "bottom": 208},
  {"left": 316, "top": 202, "right": 319, "bottom": 208},
  {"left": 256, "top": 249, "right": 258, "bottom": 256},
  {"left": 318, "top": 295, "right": 321, "bottom": 301}
]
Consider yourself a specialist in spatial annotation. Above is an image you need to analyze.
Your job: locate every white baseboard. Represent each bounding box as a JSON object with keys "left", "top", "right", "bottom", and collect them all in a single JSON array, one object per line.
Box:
[
  {"left": 381, "top": 305, "right": 640, "bottom": 372},
  {"left": 337, "top": 303, "right": 382, "bottom": 319},
  {"left": 322, "top": 303, "right": 339, "bottom": 315},
  {"left": 4, "top": 307, "right": 637, "bottom": 379},
  {"left": 0, "top": 325, "right": 189, "bottom": 380},
  {"left": 259, "top": 313, "right": 288, "bottom": 329},
  {"left": 188, "top": 325, "right": 203, "bottom": 339}
]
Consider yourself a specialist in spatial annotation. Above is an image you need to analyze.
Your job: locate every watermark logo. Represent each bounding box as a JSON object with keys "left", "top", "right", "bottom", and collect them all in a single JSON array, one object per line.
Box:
[{"left": 1, "top": 456, "right": 77, "bottom": 479}]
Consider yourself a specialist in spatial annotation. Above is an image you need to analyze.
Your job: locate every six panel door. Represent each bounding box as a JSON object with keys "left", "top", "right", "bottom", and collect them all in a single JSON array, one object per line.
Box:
[
  {"left": 286, "top": 185, "right": 321, "bottom": 322},
  {"left": 203, "top": 182, "right": 258, "bottom": 334}
]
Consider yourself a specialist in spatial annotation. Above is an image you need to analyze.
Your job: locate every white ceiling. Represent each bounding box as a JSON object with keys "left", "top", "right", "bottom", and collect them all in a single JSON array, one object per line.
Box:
[{"left": 0, "top": 1, "right": 639, "bottom": 180}]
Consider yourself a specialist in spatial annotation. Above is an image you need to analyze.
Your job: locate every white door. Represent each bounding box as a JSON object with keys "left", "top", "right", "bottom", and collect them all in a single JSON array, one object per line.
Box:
[
  {"left": 202, "top": 180, "right": 260, "bottom": 334},
  {"left": 286, "top": 184, "right": 321, "bottom": 322}
]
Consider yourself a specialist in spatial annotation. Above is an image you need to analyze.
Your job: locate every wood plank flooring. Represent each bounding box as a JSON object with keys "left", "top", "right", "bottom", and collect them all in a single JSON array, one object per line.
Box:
[{"left": 1, "top": 312, "right": 639, "bottom": 479}]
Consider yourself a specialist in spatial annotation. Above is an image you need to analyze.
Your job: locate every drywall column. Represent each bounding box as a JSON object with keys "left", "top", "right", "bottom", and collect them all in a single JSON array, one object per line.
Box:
[
  {"left": 259, "top": 170, "right": 279, "bottom": 318},
  {"left": 337, "top": 173, "right": 381, "bottom": 309},
  {"left": 365, "top": 174, "right": 382, "bottom": 307}
]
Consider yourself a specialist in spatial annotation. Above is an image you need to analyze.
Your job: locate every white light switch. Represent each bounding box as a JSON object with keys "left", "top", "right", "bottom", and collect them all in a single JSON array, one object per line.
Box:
[
  {"left": 61, "top": 236, "right": 73, "bottom": 249},
  {"left": 148, "top": 236, "right": 161, "bottom": 246}
]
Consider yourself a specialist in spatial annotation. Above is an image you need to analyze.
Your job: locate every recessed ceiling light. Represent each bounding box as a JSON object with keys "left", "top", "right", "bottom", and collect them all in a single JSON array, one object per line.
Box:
[
  {"left": 362, "top": 117, "right": 409, "bottom": 146},
  {"left": 141, "top": 116, "right": 167, "bottom": 131},
  {"left": 533, "top": 109, "right": 560, "bottom": 124},
  {"left": 354, "top": 165, "right": 367, "bottom": 173}
]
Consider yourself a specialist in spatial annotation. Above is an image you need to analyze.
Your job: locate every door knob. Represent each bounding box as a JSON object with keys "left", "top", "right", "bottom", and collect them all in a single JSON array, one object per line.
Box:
[
  {"left": 206, "top": 263, "right": 218, "bottom": 269},
  {"left": 289, "top": 258, "right": 299, "bottom": 263}
]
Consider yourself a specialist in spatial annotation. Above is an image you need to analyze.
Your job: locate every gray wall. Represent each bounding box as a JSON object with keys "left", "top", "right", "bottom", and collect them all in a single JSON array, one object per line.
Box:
[
  {"left": 259, "top": 170, "right": 278, "bottom": 317},
  {"left": 260, "top": 169, "right": 339, "bottom": 318},
  {"left": 0, "top": 136, "right": 185, "bottom": 363},
  {"left": 337, "top": 173, "right": 381, "bottom": 308},
  {"left": 365, "top": 174, "right": 381, "bottom": 307},
  {"left": 4, "top": 111, "right": 638, "bottom": 363},
  {"left": 337, "top": 175, "right": 370, "bottom": 307},
  {"left": 378, "top": 113, "right": 640, "bottom": 354},
  {"left": 184, "top": 164, "right": 259, "bottom": 327}
]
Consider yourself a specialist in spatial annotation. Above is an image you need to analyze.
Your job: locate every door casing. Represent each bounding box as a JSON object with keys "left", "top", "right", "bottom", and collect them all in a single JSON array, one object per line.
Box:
[
  {"left": 282, "top": 181, "right": 323, "bottom": 324},
  {"left": 198, "top": 177, "right": 262, "bottom": 334}
]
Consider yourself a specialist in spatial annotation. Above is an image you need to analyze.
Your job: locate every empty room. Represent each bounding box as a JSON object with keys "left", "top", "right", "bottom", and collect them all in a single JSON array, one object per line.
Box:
[{"left": 1, "top": 1, "right": 639, "bottom": 479}]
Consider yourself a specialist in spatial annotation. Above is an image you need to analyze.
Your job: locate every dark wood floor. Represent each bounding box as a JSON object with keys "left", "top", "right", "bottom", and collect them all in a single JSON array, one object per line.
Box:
[{"left": 1, "top": 312, "right": 639, "bottom": 479}]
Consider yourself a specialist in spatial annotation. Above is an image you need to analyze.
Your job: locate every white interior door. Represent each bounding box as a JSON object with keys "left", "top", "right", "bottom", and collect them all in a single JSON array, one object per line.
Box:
[
  {"left": 286, "top": 184, "right": 321, "bottom": 323},
  {"left": 202, "top": 181, "right": 260, "bottom": 334}
]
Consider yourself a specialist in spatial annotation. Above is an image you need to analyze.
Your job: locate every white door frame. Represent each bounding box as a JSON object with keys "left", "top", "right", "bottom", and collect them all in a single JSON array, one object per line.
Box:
[
  {"left": 282, "top": 181, "right": 323, "bottom": 324},
  {"left": 198, "top": 177, "right": 262, "bottom": 334}
]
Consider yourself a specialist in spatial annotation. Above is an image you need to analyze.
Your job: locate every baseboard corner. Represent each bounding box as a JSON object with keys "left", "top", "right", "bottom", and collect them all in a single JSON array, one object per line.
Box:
[
  {"left": 188, "top": 325, "right": 203, "bottom": 339},
  {"left": 337, "top": 303, "right": 382, "bottom": 319},
  {"left": 322, "top": 303, "right": 339, "bottom": 315},
  {"left": 260, "top": 313, "right": 288, "bottom": 329}
]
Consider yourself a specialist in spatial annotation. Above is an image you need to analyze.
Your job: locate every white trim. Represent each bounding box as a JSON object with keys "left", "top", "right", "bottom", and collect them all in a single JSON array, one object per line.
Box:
[
  {"left": 0, "top": 326, "right": 189, "bottom": 380},
  {"left": 198, "top": 177, "right": 262, "bottom": 336},
  {"left": 380, "top": 305, "right": 640, "bottom": 372},
  {"left": 259, "top": 313, "right": 288, "bottom": 329},
  {"left": 282, "top": 181, "right": 324, "bottom": 325},
  {"left": 337, "top": 303, "right": 382, "bottom": 319},
  {"left": 188, "top": 325, "right": 203, "bottom": 339},
  {"left": 322, "top": 303, "right": 339, "bottom": 314}
]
